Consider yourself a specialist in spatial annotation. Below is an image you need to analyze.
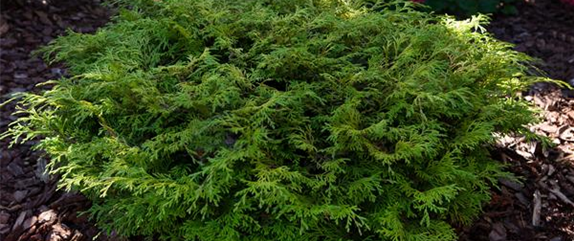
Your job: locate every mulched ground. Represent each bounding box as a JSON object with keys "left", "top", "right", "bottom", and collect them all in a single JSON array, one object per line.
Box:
[
  {"left": 0, "top": 0, "right": 573, "bottom": 240},
  {"left": 488, "top": 0, "right": 574, "bottom": 83},
  {"left": 458, "top": 1, "right": 574, "bottom": 240},
  {"left": 459, "top": 90, "right": 574, "bottom": 241},
  {"left": 0, "top": 1, "right": 116, "bottom": 240}
]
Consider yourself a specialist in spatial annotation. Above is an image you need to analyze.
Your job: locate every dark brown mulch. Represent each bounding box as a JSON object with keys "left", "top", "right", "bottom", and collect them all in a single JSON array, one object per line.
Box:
[
  {"left": 0, "top": 1, "right": 117, "bottom": 240},
  {"left": 460, "top": 89, "right": 574, "bottom": 241},
  {"left": 488, "top": 0, "right": 574, "bottom": 83},
  {"left": 459, "top": 0, "right": 574, "bottom": 240}
]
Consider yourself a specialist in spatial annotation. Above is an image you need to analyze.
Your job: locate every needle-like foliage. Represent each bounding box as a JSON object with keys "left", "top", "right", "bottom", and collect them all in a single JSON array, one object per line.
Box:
[{"left": 3, "top": 0, "right": 540, "bottom": 240}]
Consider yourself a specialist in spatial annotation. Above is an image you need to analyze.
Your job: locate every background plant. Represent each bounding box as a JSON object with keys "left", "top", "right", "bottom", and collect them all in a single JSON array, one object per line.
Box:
[
  {"left": 3, "top": 0, "right": 541, "bottom": 240},
  {"left": 419, "top": 0, "right": 519, "bottom": 16}
]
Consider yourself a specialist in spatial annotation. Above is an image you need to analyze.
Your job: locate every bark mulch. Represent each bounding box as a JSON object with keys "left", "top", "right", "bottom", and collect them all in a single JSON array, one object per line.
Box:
[
  {"left": 0, "top": 0, "right": 574, "bottom": 241},
  {"left": 0, "top": 1, "right": 119, "bottom": 240},
  {"left": 488, "top": 0, "right": 574, "bottom": 83},
  {"left": 459, "top": 90, "right": 574, "bottom": 241},
  {"left": 459, "top": 0, "right": 574, "bottom": 240}
]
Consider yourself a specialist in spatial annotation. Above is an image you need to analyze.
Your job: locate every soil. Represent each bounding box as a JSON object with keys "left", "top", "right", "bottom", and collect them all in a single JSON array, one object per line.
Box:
[{"left": 0, "top": 0, "right": 573, "bottom": 240}]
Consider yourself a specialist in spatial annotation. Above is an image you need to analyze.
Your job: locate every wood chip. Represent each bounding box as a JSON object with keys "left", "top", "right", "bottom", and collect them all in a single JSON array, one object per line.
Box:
[
  {"left": 0, "top": 212, "right": 10, "bottom": 224},
  {"left": 0, "top": 17, "right": 8, "bottom": 36},
  {"left": 51, "top": 223, "right": 72, "bottom": 239},
  {"left": 516, "top": 149, "right": 534, "bottom": 160},
  {"left": 34, "top": 158, "right": 49, "bottom": 183},
  {"left": 538, "top": 123, "right": 558, "bottom": 134},
  {"left": 34, "top": 10, "right": 53, "bottom": 25},
  {"left": 566, "top": 175, "right": 574, "bottom": 185},
  {"left": 38, "top": 209, "right": 57, "bottom": 225},
  {"left": 532, "top": 190, "right": 542, "bottom": 227},
  {"left": 515, "top": 192, "right": 530, "bottom": 206},
  {"left": 22, "top": 216, "right": 37, "bottom": 231},
  {"left": 489, "top": 222, "right": 507, "bottom": 241},
  {"left": 499, "top": 178, "right": 524, "bottom": 192},
  {"left": 559, "top": 125, "right": 574, "bottom": 141},
  {"left": 0, "top": 223, "right": 10, "bottom": 234},
  {"left": 547, "top": 164, "right": 556, "bottom": 176},
  {"left": 547, "top": 188, "right": 574, "bottom": 207},
  {"left": 12, "top": 210, "right": 28, "bottom": 231},
  {"left": 13, "top": 190, "right": 29, "bottom": 203}
]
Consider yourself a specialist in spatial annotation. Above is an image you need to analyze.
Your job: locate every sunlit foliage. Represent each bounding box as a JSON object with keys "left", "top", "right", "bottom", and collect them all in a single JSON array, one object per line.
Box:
[{"left": 3, "top": 0, "right": 539, "bottom": 240}]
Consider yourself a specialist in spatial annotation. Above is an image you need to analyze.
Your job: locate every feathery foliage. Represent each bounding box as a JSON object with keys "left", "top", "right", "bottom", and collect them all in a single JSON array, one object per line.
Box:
[{"left": 3, "top": 0, "right": 540, "bottom": 240}]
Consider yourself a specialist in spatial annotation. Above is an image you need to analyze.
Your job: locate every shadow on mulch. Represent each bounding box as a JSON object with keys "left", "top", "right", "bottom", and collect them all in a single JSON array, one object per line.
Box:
[
  {"left": 488, "top": 0, "right": 574, "bottom": 83},
  {"left": 0, "top": 1, "right": 119, "bottom": 240},
  {"left": 459, "top": 88, "right": 574, "bottom": 241}
]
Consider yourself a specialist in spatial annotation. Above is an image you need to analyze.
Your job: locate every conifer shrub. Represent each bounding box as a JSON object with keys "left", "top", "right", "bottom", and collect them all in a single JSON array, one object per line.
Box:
[{"left": 3, "top": 0, "right": 541, "bottom": 240}]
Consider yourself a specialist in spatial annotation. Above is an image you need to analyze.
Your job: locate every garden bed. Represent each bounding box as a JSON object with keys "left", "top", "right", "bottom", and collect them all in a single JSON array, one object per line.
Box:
[
  {"left": 459, "top": 1, "right": 574, "bottom": 240},
  {"left": 0, "top": 1, "right": 113, "bottom": 240},
  {"left": 0, "top": 0, "right": 573, "bottom": 240}
]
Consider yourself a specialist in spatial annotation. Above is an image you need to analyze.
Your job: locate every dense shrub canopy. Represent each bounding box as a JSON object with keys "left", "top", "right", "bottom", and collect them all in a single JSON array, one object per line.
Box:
[{"left": 4, "top": 0, "right": 539, "bottom": 240}]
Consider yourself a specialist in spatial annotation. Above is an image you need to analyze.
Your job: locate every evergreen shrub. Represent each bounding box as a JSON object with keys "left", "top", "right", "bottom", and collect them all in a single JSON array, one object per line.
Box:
[{"left": 3, "top": 0, "right": 540, "bottom": 240}]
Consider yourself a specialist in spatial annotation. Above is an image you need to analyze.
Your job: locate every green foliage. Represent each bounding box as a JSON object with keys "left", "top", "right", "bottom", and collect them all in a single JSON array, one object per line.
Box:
[
  {"left": 3, "top": 0, "right": 540, "bottom": 240},
  {"left": 424, "top": 0, "right": 518, "bottom": 16}
]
